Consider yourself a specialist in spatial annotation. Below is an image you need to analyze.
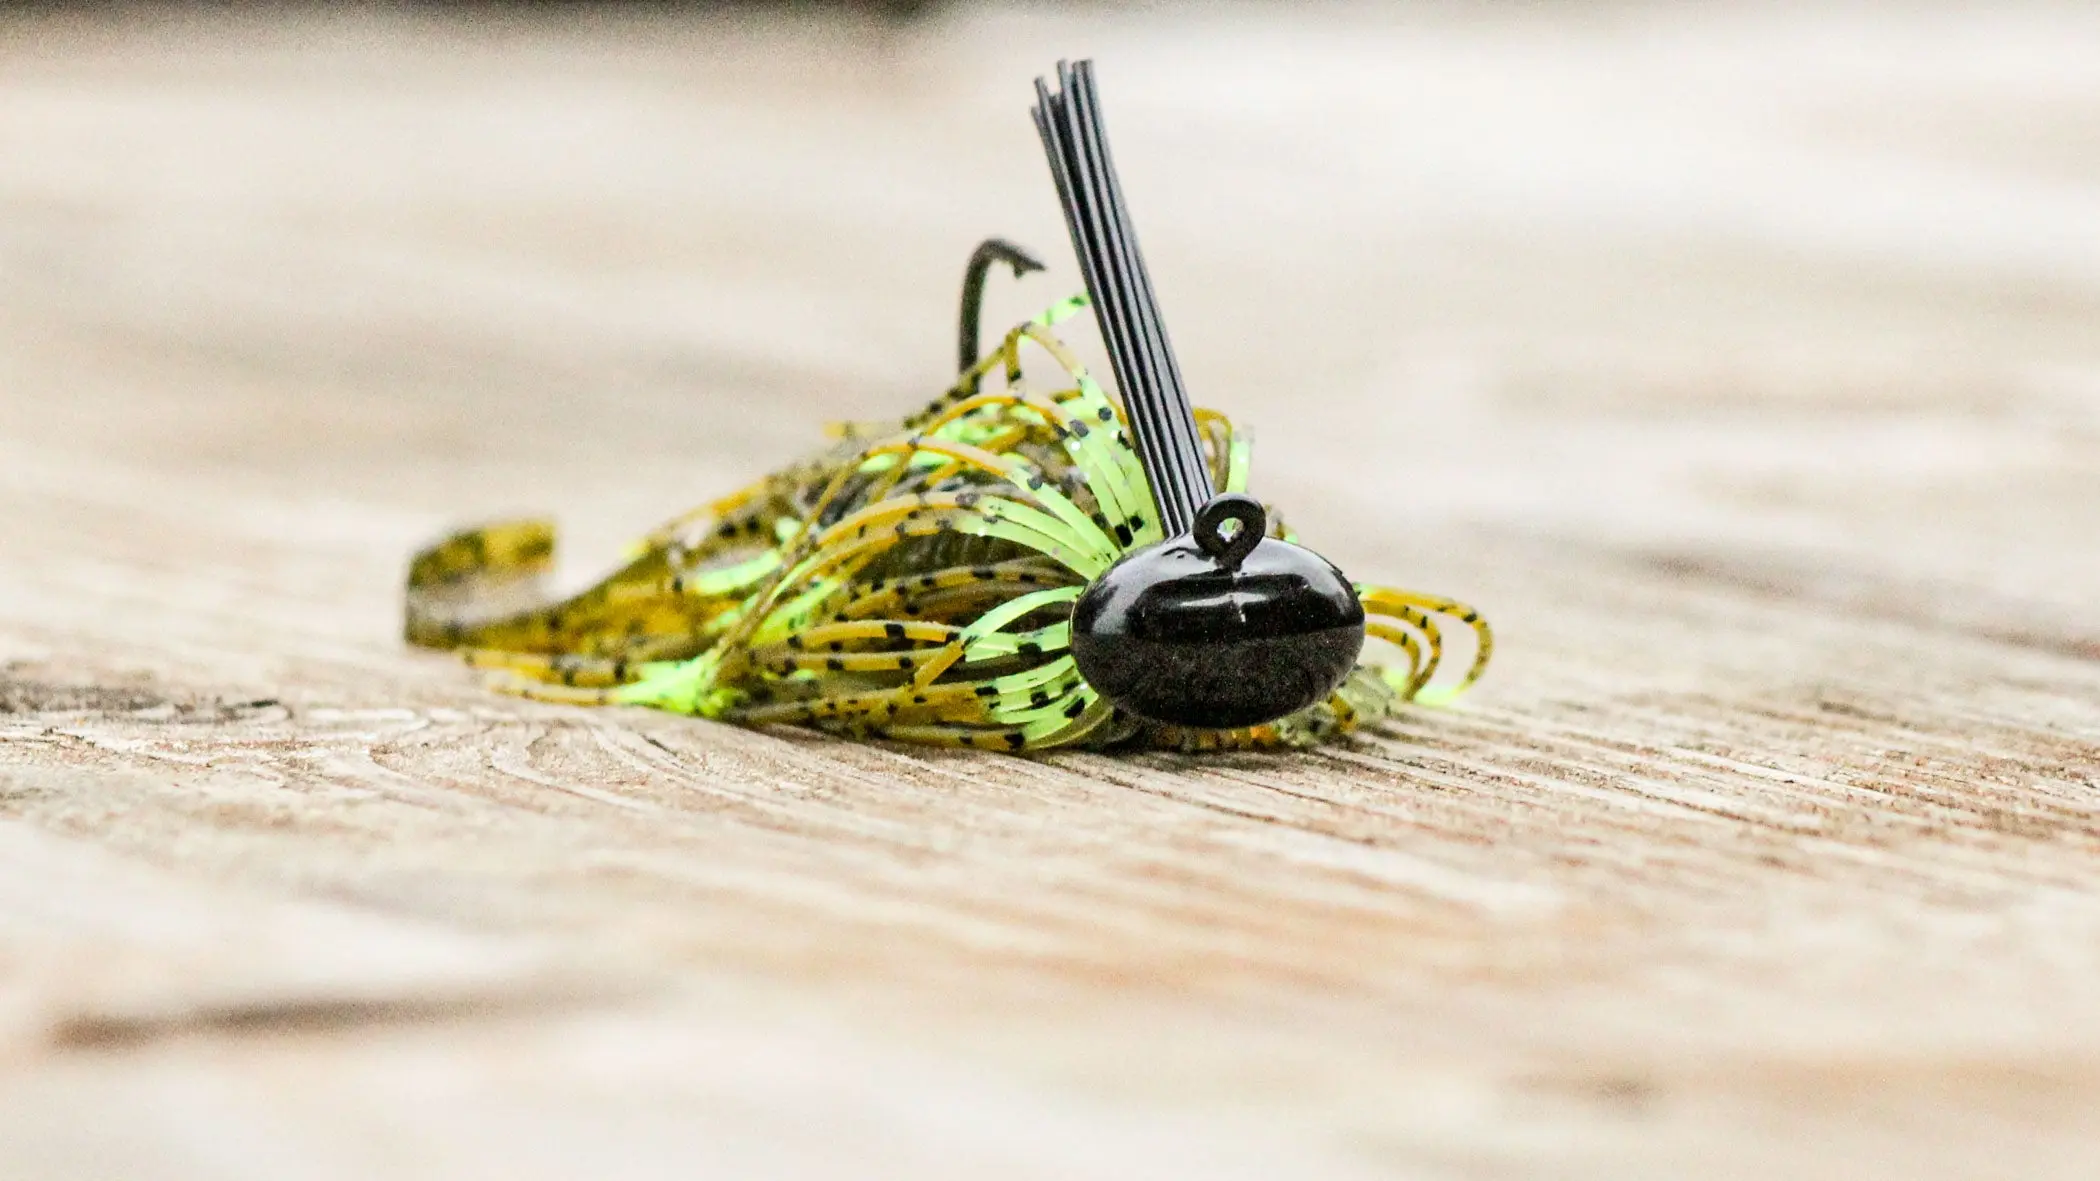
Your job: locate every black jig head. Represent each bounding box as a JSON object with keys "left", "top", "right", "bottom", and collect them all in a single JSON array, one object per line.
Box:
[{"left": 1033, "top": 60, "right": 1366, "bottom": 730}]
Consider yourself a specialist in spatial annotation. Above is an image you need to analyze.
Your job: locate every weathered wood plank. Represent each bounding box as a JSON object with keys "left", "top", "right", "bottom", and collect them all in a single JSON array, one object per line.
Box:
[{"left": 1, "top": 5, "right": 2098, "bottom": 1177}]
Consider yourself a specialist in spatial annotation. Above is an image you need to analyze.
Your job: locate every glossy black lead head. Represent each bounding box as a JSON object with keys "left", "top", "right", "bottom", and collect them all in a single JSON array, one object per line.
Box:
[{"left": 1033, "top": 61, "right": 1366, "bottom": 730}]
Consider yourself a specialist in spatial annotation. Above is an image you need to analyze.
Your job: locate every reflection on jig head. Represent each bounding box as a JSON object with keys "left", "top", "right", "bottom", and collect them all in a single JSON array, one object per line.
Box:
[{"left": 1034, "top": 61, "right": 1367, "bottom": 729}]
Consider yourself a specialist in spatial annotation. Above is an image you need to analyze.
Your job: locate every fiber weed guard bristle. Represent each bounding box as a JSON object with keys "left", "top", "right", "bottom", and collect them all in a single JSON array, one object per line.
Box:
[{"left": 403, "top": 60, "right": 1492, "bottom": 752}]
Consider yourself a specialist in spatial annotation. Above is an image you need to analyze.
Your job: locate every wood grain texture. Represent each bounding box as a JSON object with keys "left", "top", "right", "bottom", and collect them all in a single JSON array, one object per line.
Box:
[{"left": 2, "top": 5, "right": 2098, "bottom": 1178}]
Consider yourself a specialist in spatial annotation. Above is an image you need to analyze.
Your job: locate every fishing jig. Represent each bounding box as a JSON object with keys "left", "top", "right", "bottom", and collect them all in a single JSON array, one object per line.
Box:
[{"left": 405, "top": 60, "right": 1491, "bottom": 752}]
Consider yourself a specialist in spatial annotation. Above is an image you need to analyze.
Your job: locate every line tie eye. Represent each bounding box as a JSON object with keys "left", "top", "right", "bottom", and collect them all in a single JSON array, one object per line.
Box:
[{"left": 1193, "top": 493, "right": 1266, "bottom": 571}]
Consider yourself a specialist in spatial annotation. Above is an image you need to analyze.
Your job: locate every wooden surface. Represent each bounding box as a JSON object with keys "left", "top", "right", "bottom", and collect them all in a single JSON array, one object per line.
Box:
[{"left": 3, "top": 5, "right": 2098, "bottom": 1178}]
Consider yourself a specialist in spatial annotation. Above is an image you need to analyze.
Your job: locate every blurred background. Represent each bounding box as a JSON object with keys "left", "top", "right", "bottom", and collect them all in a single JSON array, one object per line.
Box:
[{"left": 4, "top": 0, "right": 2094, "bottom": 616}]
